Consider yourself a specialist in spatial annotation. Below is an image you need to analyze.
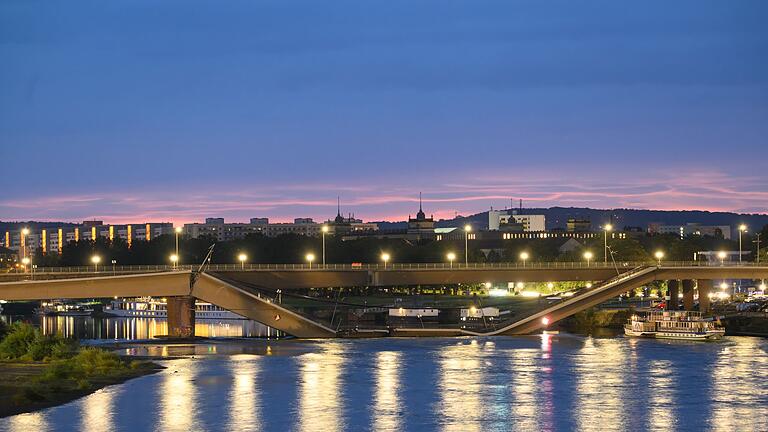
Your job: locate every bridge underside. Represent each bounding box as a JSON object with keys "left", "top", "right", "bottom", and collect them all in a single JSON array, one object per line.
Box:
[{"left": 1, "top": 265, "right": 766, "bottom": 338}]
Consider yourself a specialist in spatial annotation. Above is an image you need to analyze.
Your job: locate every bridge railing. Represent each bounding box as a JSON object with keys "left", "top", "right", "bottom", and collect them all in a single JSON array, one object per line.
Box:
[{"left": 3, "top": 260, "right": 765, "bottom": 275}]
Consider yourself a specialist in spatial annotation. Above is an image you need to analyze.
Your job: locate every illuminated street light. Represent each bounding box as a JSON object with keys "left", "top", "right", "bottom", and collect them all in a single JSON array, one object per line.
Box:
[
  {"left": 541, "top": 317, "right": 550, "bottom": 326},
  {"left": 381, "top": 252, "right": 391, "bottom": 269},
  {"left": 738, "top": 224, "right": 747, "bottom": 263},
  {"left": 464, "top": 224, "right": 472, "bottom": 266},
  {"left": 654, "top": 250, "right": 665, "bottom": 266},
  {"left": 20, "top": 227, "right": 30, "bottom": 262},
  {"left": 717, "top": 251, "right": 727, "bottom": 265},
  {"left": 306, "top": 253, "right": 315, "bottom": 269},
  {"left": 447, "top": 252, "right": 456, "bottom": 269},
  {"left": 583, "top": 251, "right": 593, "bottom": 267},
  {"left": 321, "top": 225, "right": 329, "bottom": 266},
  {"left": 603, "top": 224, "right": 613, "bottom": 264},
  {"left": 238, "top": 253, "right": 247, "bottom": 270},
  {"left": 91, "top": 255, "right": 101, "bottom": 272},
  {"left": 519, "top": 251, "right": 529, "bottom": 267},
  {"left": 720, "top": 282, "right": 728, "bottom": 290},
  {"left": 174, "top": 226, "right": 182, "bottom": 265},
  {"left": 170, "top": 254, "right": 179, "bottom": 269},
  {"left": 21, "top": 257, "right": 30, "bottom": 273}
]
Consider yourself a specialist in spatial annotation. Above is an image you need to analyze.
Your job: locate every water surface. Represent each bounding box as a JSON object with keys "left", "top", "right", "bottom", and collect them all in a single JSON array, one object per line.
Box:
[{"left": 1, "top": 335, "right": 767, "bottom": 432}]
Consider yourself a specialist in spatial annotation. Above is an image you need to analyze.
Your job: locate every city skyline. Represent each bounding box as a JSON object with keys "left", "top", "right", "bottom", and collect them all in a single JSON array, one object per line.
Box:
[{"left": 1, "top": 1, "right": 767, "bottom": 224}]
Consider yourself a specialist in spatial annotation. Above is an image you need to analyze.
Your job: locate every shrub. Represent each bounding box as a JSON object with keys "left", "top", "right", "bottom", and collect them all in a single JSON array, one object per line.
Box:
[{"left": 0, "top": 323, "right": 38, "bottom": 359}]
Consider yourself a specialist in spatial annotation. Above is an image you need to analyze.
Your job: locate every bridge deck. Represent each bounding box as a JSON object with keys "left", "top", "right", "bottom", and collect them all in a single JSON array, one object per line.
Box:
[{"left": 1, "top": 263, "right": 766, "bottom": 338}]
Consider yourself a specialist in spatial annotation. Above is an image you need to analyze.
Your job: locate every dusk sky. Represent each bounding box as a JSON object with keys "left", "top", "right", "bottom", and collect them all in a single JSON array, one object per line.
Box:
[{"left": 1, "top": 0, "right": 766, "bottom": 224}]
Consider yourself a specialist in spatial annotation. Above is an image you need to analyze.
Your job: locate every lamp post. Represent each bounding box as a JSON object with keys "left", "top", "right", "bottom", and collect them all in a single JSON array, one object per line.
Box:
[
  {"left": 464, "top": 224, "right": 472, "bottom": 266},
  {"left": 447, "top": 252, "right": 456, "bottom": 269},
  {"left": 170, "top": 254, "right": 179, "bottom": 269},
  {"left": 583, "top": 251, "right": 593, "bottom": 267},
  {"left": 91, "top": 255, "right": 101, "bottom": 272},
  {"left": 603, "top": 224, "right": 613, "bottom": 264},
  {"left": 654, "top": 251, "right": 664, "bottom": 266},
  {"left": 738, "top": 224, "right": 747, "bottom": 263},
  {"left": 306, "top": 253, "right": 315, "bottom": 269},
  {"left": 174, "top": 227, "right": 182, "bottom": 265},
  {"left": 717, "top": 251, "right": 727, "bottom": 266},
  {"left": 519, "top": 251, "right": 529, "bottom": 267},
  {"left": 238, "top": 253, "right": 247, "bottom": 270},
  {"left": 20, "top": 227, "right": 29, "bottom": 263},
  {"left": 321, "top": 225, "right": 329, "bottom": 266},
  {"left": 381, "top": 252, "right": 390, "bottom": 269}
]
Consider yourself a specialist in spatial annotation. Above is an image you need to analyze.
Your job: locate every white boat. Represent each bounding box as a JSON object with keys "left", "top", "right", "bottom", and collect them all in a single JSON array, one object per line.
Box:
[
  {"left": 105, "top": 297, "right": 245, "bottom": 320},
  {"left": 624, "top": 310, "right": 725, "bottom": 340},
  {"left": 36, "top": 301, "right": 94, "bottom": 316}
]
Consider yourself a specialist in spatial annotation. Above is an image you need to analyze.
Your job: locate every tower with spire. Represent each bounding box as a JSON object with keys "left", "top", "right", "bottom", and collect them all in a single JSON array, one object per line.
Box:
[{"left": 408, "top": 192, "right": 435, "bottom": 238}]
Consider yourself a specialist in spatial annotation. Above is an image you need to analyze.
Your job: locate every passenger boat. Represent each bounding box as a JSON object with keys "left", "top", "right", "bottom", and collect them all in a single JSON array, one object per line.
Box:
[
  {"left": 624, "top": 310, "right": 725, "bottom": 340},
  {"left": 105, "top": 297, "right": 245, "bottom": 320},
  {"left": 36, "top": 301, "right": 94, "bottom": 316}
]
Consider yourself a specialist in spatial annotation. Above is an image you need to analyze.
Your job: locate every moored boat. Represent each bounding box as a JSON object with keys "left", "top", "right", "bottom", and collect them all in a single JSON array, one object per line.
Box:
[
  {"left": 624, "top": 310, "right": 724, "bottom": 340},
  {"left": 105, "top": 297, "right": 245, "bottom": 320}
]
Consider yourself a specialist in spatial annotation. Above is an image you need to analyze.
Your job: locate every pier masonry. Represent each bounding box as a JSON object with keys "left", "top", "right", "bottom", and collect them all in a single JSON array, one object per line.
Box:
[{"left": 167, "top": 296, "right": 196, "bottom": 338}]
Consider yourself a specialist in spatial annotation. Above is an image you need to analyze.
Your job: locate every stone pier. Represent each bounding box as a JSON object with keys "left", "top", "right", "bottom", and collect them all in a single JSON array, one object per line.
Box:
[
  {"left": 667, "top": 279, "right": 680, "bottom": 310},
  {"left": 682, "top": 279, "right": 695, "bottom": 311},
  {"left": 167, "top": 295, "right": 196, "bottom": 338},
  {"left": 698, "top": 279, "right": 712, "bottom": 314}
]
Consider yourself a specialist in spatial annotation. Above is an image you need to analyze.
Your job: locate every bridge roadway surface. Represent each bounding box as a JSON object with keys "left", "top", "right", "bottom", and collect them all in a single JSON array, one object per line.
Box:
[{"left": 1, "top": 262, "right": 767, "bottom": 338}]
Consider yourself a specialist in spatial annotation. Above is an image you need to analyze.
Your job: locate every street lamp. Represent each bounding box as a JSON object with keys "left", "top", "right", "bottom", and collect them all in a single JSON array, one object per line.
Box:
[
  {"left": 654, "top": 250, "right": 664, "bottom": 266},
  {"left": 238, "top": 253, "right": 247, "bottom": 270},
  {"left": 738, "top": 224, "right": 747, "bottom": 263},
  {"left": 170, "top": 254, "right": 179, "bottom": 269},
  {"left": 174, "top": 227, "right": 182, "bottom": 265},
  {"left": 447, "top": 252, "right": 456, "bottom": 269},
  {"left": 381, "top": 252, "right": 390, "bottom": 269},
  {"left": 717, "top": 251, "right": 727, "bottom": 265},
  {"left": 603, "top": 224, "right": 613, "bottom": 264},
  {"left": 20, "top": 227, "right": 30, "bottom": 262},
  {"left": 306, "top": 253, "right": 315, "bottom": 269},
  {"left": 519, "top": 251, "right": 529, "bottom": 267},
  {"left": 583, "top": 251, "right": 593, "bottom": 267},
  {"left": 464, "top": 224, "right": 472, "bottom": 266},
  {"left": 21, "top": 257, "right": 30, "bottom": 273},
  {"left": 321, "top": 225, "right": 329, "bottom": 266},
  {"left": 91, "top": 255, "right": 101, "bottom": 272}
]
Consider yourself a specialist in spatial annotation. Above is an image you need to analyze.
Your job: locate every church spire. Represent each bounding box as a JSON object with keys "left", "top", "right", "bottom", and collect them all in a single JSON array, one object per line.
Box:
[{"left": 416, "top": 192, "right": 426, "bottom": 220}]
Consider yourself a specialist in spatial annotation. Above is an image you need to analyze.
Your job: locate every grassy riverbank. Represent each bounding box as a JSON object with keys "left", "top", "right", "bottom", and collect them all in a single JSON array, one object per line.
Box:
[{"left": 0, "top": 321, "right": 161, "bottom": 418}]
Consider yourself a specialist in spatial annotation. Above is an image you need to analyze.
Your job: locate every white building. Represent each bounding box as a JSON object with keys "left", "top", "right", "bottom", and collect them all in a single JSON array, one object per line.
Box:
[{"left": 488, "top": 210, "right": 545, "bottom": 232}]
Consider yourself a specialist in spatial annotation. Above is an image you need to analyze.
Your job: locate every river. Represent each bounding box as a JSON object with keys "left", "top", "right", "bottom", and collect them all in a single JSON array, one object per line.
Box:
[{"left": 1, "top": 328, "right": 767, "bottom": 431}]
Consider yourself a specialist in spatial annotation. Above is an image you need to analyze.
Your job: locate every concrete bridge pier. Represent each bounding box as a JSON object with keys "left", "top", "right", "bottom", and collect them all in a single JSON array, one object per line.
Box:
[
  {"left": 667, "top": 280, "right": 680, "bottom": 310},
  {"left": 682, "top": 279, "right": 695, "bottom": 311},
  {"left": 167, "top": 296, "right": 196, "bottom": 338},
  {"left": 698, "top": 279, "right": 712, "bottom": 314}
]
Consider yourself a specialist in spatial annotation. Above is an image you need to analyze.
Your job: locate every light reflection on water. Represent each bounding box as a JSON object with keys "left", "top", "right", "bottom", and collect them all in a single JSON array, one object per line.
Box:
[
  {"left": 1, "top": 336, "right": 767, "bottom": 432},
  {"left": 31, "top": 315, "right": 279, "bottom": 340},
  {"left": 372, "top": 351, "right": 401, "bottom": 431}
]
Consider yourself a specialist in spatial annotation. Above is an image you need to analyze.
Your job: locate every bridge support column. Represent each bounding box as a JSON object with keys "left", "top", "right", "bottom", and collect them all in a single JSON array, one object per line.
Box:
[
  {"left": 682, "top": 279, "right": 695, "bottom": 311},
  {"left": 667, "top": 280, "right": 679, "bottom": 311},
  {"left": 167, "top": 296, "right": 195, "bottom": 338},
  {"left": 698, "top": 280, "right": 712, "bottom": 314}
]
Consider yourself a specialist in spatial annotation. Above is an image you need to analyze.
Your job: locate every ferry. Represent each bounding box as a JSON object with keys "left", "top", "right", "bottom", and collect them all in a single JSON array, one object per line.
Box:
[
  {"left": 624, "top": 310, "right": 725, "bottom": 340},
  {"left": 105, "top": 297, "right": 245, "bottom": 320}
]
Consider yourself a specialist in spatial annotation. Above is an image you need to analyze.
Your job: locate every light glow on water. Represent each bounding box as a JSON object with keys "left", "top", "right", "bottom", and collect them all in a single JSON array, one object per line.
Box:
[{"left": 1, "top": 336, "right": 768, "bottom": 431}]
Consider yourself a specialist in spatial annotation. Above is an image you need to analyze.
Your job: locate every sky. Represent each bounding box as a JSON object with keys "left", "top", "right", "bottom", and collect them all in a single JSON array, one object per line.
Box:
[{"left": 1, "top": 0, "right": 767, "bottom": 224}]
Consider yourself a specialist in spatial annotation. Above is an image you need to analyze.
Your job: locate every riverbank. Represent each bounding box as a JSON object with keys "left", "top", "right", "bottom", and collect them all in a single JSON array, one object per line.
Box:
[{"left": 0, "top": 358, "right": 161, "bottom": 418}]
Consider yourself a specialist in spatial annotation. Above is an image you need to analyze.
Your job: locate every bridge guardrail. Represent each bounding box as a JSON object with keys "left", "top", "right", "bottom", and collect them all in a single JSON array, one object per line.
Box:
[{"left": 2, "top": 260, "right": 766, "bottom": 275}]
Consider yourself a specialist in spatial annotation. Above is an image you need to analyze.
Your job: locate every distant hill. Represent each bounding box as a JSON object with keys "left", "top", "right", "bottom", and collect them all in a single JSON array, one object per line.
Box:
[{"left": 373, "top": 207, "right": 768, "bottom": 237}]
